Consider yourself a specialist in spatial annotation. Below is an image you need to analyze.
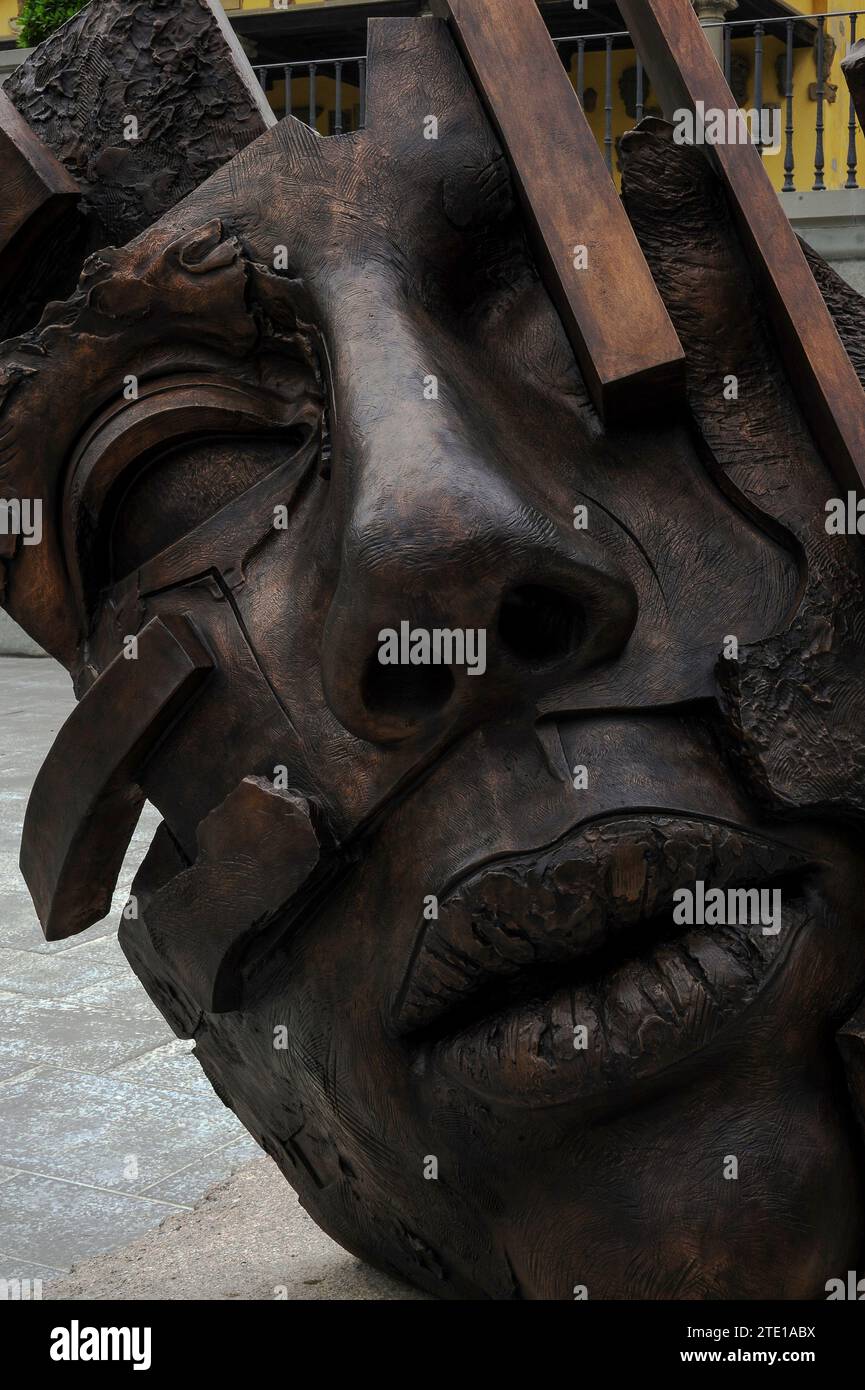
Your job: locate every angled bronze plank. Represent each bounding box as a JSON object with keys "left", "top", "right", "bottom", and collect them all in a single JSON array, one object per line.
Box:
[
  {"left": 431, "top": 0, "right": 685, "bottom": 423},
  {"left": 21, "top": 614, "right": 213, "bottom": 942},
  {"left": 0, "top": 89, "right": 79, "bottom": 288},
  {"left": 618, "top": 0, "right": 865, "bottom": 496}
]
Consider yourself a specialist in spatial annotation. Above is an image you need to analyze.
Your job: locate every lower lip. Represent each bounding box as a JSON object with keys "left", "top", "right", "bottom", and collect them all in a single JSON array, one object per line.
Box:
[{"left": 425, "top": 900, "right": 805, "bottom": 1108}]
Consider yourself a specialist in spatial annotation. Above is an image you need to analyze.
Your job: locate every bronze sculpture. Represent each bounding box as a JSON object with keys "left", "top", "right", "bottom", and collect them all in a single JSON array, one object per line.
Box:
[{"left": 3, "top": 0, "right": 865, "bottom": 1299}]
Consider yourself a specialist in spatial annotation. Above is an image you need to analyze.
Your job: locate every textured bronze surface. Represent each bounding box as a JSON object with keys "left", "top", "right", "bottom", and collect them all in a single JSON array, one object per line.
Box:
[
  {"left": 144, "top": 776, "right": 320, "bottom": 1014},
  {"left": 2, "top": 0, "right": 865, "bottom": 1300},
  {"left": 5, "top": 0, "right": 273, "bottom": 249}
]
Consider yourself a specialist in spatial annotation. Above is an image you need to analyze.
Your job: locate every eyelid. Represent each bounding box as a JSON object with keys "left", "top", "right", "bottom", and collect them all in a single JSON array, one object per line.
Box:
[
  {"left": 63, "top": 375, "right": 320, "bottom": 621},
  {"left": 125, "top": 443, "right": 318, "bottom": 602}
]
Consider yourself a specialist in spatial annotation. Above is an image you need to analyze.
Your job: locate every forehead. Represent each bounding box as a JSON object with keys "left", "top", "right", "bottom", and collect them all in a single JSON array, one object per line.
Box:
[{"left": 188, "top": 20, "right": 519, "bottom": 279}]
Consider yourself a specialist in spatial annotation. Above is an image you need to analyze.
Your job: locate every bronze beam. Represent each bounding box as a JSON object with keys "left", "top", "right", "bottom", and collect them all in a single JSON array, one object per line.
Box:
[
  {"left": 618, "top": 0, "right": 865, "bottom": 496},
  {"left": 144, "top": 777, "right": 321, "bottom": 1014},
  {"left": 432, "top": 0, "right": 686, "bottom": 423}
]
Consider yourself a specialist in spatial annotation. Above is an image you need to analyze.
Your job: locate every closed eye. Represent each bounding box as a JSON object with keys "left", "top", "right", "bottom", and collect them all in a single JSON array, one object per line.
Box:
[
  {"left": 105, "top": 429, "right": 309, "bottom": 583},
  {"left": 62, "top": 375, "right": 324, "bottom": 615}
]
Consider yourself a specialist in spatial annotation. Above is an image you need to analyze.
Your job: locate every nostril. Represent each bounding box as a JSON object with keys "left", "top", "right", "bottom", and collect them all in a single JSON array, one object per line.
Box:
[
  {"left": 362, "top": 655, "right": 455, "bottom": 721},
  {"left": 498, "top": 584, "right": 585, "bottom": 666}
]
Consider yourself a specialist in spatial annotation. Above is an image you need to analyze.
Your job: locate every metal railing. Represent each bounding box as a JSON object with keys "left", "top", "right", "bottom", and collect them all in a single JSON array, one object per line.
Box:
[
  {"left": 254, "top": 56, "right": 366, "bottom": 133},
  {"left": 715, "top": 13, "right": 836, "bottom": 191},
  {"left": 554, "top": 9, "right": 864, "bottom": 193},
  {"left": 253, "top": 9, "right": 865, "bottom": 194}
]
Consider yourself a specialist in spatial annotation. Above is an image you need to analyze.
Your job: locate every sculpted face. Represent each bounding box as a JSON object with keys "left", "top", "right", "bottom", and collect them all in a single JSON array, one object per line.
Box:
[{"left": 4, "top": 12, "right": 865, "bottom": 1300}]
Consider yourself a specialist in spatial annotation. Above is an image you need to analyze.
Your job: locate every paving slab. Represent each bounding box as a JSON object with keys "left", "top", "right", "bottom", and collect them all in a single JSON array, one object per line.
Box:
[
  {"left": 0, "top": 1068, "right": 244, "bottom": 1194},
  {"left": 43, "top": 1156, "right": 431, "bottom": 1301},
  {"left": 0, "top": 1172, "right": 183, "bottom": 1270},
  {"left": 0, "top": 611, "right": 46, "bottom": 658},
  {"left": 0, "top": 1256, "right": 65, "bottom": 1285},
  {"left": 72, "top": 969, "right": 173, "bottom": 1021},
  {"left": 0, "top": 656, "right": 406, "bottom": 1297},
  {"left": 0, "top": 993, "right": 170, "bottom": 1077},
  {"left": 139, "top": 1135, "right": 263, "bottom": 1205},
  {"left": 110, "top": 1040, "right": 224, "bottom": 1097},
  {"left": 0, "top": 934, "right": 129, "bottom": 999}
]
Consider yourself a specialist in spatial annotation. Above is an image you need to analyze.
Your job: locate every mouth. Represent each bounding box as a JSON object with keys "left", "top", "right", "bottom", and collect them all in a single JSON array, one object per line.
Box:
[{"left": 395, "top": 814, "right": 818, "bottom": 1107}]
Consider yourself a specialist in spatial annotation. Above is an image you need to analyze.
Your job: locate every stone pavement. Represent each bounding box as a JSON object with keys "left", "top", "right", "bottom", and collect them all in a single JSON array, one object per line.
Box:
[
  {"left": 44, "top": 1156, "right": 428, "bottom": 1300},
  {"left": 0, "top": 657, "right": 261, "bottom": 1286}
]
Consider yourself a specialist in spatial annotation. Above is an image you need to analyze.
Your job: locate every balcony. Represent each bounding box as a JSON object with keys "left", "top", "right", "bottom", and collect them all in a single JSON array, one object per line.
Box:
[
  {"left": 253, "top": 10, "right": 861, "bottom": 191},
  {"left": 255, "top": 54, "right": 367, "bottom": 132}
]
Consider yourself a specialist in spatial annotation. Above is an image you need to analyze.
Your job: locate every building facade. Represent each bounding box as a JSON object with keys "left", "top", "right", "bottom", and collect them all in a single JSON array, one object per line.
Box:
[{"left": 1, "top": 3, "right": 863, "bottom": 196}]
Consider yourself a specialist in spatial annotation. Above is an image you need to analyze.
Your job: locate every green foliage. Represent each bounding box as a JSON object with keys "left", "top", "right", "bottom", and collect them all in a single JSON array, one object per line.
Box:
[{"left": 17, "top": 0, "right": 88, "bottom": 49}]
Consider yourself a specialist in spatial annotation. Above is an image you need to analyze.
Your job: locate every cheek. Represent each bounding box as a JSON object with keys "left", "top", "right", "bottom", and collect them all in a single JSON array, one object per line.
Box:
[
  {"left": 503, "top": 282, "right": 589, "bottom": 401},
  {"left": 492, "top": 1078, "right": 865, "bottom": 1298},
  {"left": 779, "top": 855, "right": 865, "bottom": 1040},
  {"left": 235, "top": 522, "right": 331, "bottom": 700},
  {"left": 606, "top": 455, "right": 799, "bottom": 652},
  {"left": 230, "top": 527, "right": 364, "bottom": 822}
]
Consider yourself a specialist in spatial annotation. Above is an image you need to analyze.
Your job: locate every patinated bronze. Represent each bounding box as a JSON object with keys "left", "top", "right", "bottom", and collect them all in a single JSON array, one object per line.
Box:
[{"left": 3, "top": 0, "right": 865, "bottom": 1299}]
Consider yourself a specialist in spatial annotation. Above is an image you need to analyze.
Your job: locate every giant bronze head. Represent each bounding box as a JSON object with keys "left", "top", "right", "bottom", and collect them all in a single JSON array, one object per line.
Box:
[{"left": 3, "top": 0, "right": 865, "bottom": 1299}]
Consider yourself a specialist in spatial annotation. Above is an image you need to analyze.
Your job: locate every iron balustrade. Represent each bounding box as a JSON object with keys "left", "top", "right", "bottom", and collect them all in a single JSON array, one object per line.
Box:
[
  {"left": 253, "top": 56, "right": 367, "bottom": 134},
  {"left": 253, "top": 10, "right": 865, "bottom": 193}
]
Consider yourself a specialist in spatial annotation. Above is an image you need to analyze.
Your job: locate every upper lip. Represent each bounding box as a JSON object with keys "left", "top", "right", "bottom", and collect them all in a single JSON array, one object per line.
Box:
[{"left": 394, "top": 813, "right": 814, "bottom": 1038}]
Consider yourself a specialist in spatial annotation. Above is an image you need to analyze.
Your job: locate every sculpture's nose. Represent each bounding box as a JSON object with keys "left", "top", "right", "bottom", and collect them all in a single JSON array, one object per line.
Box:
[{"left": 320, "top": 394, "right": 638, "bottom": 746}]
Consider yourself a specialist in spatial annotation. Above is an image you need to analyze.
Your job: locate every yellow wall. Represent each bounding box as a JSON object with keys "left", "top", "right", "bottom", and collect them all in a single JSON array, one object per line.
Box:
[
  {"left": 3, "top": 0, "right": 862, "bottom": 39},
  {"left": 0, "top": 0, "right": 17, "bottom": 41}
]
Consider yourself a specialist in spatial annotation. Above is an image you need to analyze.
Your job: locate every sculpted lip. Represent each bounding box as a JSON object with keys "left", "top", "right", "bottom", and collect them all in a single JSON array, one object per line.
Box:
[{"left": 395, "top": 815, "right": 816, "bottom": 1106}]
